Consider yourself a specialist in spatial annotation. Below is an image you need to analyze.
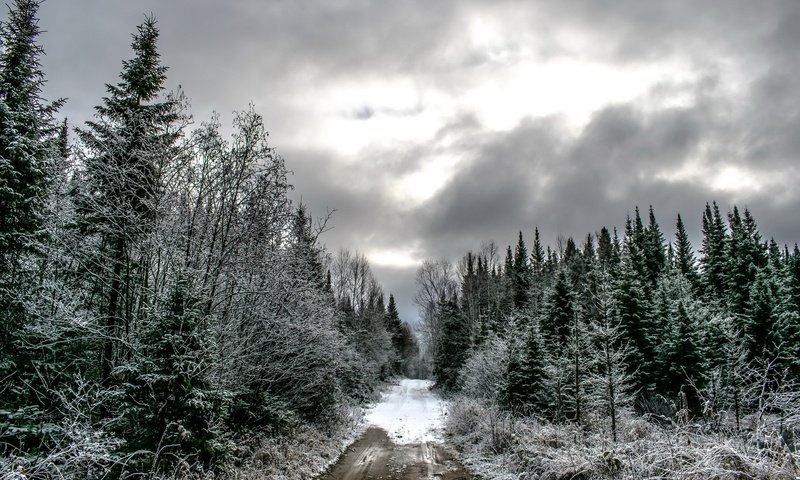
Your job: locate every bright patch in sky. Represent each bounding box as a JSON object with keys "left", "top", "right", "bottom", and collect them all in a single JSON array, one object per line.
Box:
[
  {"left": 711, "top": 166, "right": 764, "bottom": 193},
  {"left": 367, "top": 247, "right": 420, "bottom": 268},
  {"left": 393, "top": 153, "right": 460, "bottom": 206}
]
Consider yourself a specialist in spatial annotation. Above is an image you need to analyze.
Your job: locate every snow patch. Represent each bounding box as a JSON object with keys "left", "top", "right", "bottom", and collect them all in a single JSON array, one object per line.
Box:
[{"left": 364, "top": 379, "right": 445, "bottom": 444}]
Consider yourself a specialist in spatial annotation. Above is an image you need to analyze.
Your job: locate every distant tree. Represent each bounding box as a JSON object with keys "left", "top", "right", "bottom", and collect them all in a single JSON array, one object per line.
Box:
[
  {"left": 433, "top": 293, "right": 469, "bottom": 391},
  {"left": 589, "top": 272, "right": 636, "bottom": 443},
  {"left": 701, "top": 201, "right": 728, "bottom": 300},
  {"left": 504, "top": 320, "right": 549, "bottom": 415},
  {"left": 541, "top": 268, "right": 574, "bottom": 347},
  {"left": 597, "top": 227, "right": 614, "bottom": 267},
  {"left": 512, "top": 232, "right": 531, "bottom": 309},
  {"left": 614, "top": 241, "right": 654, "bottom": 395},
  {"left": 642, "top": 205, "right": 666, "bottom": 286},
  {"left": 385, "top": 294, "right": 406, "bottom": 374},
  {"left": 674, "top": 214, "right": 700, "bottom": 290}
]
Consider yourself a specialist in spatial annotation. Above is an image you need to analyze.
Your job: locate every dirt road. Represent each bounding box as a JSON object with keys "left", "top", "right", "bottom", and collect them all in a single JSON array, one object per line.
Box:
[
  {"left": 318, "top": 427, "right": 472, "bottom": 480},
  {"left": 319, "top": 379, "right": 474, "bottom": 480}
]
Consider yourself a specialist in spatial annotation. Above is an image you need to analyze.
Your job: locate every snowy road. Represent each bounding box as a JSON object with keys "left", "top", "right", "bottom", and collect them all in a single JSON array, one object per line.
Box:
[
  {"left": 364, "top": 379, "right": 445, "bottom": 444},
  {"left": 319, "top": 379, "right": 473, "bottom": 480}
]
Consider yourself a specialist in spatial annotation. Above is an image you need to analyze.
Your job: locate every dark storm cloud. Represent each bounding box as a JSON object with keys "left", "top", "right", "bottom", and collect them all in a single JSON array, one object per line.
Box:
[
  {"left": 417, "top": 68, "right": 800, "bottom": 259},
  {"left": 30, "top": 0, "right": 800, "bottom": 324}
]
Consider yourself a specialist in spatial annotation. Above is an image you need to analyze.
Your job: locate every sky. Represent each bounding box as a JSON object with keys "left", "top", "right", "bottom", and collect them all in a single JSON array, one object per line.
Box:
[{"left": 35, "top": 0, "right": 800, "bottom": 325}]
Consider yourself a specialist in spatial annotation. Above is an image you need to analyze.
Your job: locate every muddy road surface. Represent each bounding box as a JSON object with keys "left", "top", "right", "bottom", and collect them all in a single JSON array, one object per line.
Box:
[
  {"left": 319, "top": 379, "right": 475, "bottom": 480},
  {"left": 319, "top": 427, "right": 473, "bottom": 480}
]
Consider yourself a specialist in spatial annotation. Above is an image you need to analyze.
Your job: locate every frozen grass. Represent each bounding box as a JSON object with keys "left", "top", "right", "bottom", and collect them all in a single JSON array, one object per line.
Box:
[
  {"left": 0, "top": 403, "right": 364, "bottom": 480},
  {"left": 446, "top": 397, "right": 800, "bottom": 480}
]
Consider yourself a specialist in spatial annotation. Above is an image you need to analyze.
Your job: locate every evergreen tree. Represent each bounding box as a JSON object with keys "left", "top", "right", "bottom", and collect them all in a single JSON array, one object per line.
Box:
[
  {"left": 597, "top": 227, "right": 613, "bottom": 267},
  {"left": 0, "top": 0, "right": 62, "bottom": 262},
  {"left": 0, "top": 0, "right": 62, "bottom": 451},
  {"left": 541, "top": 268, "right": 574, "bottom": 346},
  {"left": 701, "top": 202, "right": 727, "bottom": 300},
  {"left": 512, "top": 231, "right": 531, "bottom": 309},
  {"left": 385, "top": 294, "right": 406, "bottom": 374},
  {"left": 77, "top": 17, "right": 184, "bottom": 387},
  {"left": 564, "top": 306, "right": 591, "bottom": 424},
  {"left": 659, "top": 302, "right": 704, "bottom": 409},
  {"left": 530, "top": 227, "right": 546, "bottom": 313},
  {"left": 674, "top": 213, "right": 700, "bottom": 289},
  {"left": 588, "top": 272, "right": 636, "bottom": 443},
  {"left": 726, "top": 206, "right": 765, "bottom": 317},
  {"left": 118, "top": 275, "right": 227, "bottom": 472},
  {"left": 642, "top": 206, "right": 666, "bottom": 286},
  {"left": 504, "top": 322, "right": 549, "bottom": 415},
  {"left": 433, "top": 293, "right": 469, "bottom": 391},
  {"left": 614, "top": 243, "right": 654, "bottom": 395},
  {"left": 746, "top": 263, "right": 784, "bottom": 363},
  {"left": 290, "top": 204, "right": 325, "bottom": 287}
]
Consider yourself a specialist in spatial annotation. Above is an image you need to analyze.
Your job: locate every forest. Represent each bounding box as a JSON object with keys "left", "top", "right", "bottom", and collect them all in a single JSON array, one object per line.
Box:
[
  {"left": 0, "top": 2, "right": 418, "bottom": 478},
  {"left": 422, "top": 204, "right": 800, "bottom": 477},
  {"left": 3, "top": 1, "right": 800, "bottom": 479}
]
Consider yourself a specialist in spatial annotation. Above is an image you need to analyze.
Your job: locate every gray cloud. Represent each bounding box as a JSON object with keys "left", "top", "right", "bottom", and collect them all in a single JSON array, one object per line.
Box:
[{"left": 32, "top": 0, "right": 800, "bottom": 324}]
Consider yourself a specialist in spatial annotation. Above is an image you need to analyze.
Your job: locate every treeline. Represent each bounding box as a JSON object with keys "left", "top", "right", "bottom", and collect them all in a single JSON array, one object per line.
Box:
[
  {"left": 0, "top": 2, "right": 415, "bottom": 477},
  {"left": 422, "top": 203, "right": 800, "bottom": 440}
]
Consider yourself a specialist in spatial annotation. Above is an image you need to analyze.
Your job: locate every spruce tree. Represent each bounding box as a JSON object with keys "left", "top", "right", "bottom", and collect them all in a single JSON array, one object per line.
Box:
[
  {"left": 659, "top": 303, "right": 704, "bottom": 410},
  {"left": 614, "top": 243, "right": 654, "bottom": 395},
  {"left": 504, "top": 322, "right": 548, "bottom": 415},
  {"left": 674, "top": 214, "right": 700, "bottom": 290},
  {"left": 643, "top": 206, "right": 666, "bottom": 286},
  {"left": 512, "top": 231, "right": 531, "bottom": 309},
  {"left": 78, "top": 16, "right": 183, "bottom": 387},
  {"left": 118, "top": 274, "right": 226, "bottom": 472},
  {"left": 433, "top": 293, "right": 469, "bottom": 391},
  {"left": 541, "top": 268, "right": 574, "bottom": 347},
  {"left": 0, "top": 0, "right": 62, "bottom": 451},
  {"left": 597, "top": 227, "right": 613, "bottom": 267},
  {"left": 701, "top": 202, "right": 727, "bottom": 300},
  {"left": 0, "top": 0, "right": 62, "bottom": 262}
]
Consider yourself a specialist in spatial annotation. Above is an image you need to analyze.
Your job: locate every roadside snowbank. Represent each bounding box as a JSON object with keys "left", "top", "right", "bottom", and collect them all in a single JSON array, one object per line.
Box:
[{"left": 364, "top": 379, "right": 445, "bottom": 444}]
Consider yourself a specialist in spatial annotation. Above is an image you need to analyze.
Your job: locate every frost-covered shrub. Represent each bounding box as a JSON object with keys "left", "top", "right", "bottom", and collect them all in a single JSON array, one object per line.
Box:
[{"left": 458, "top": 334, "right": 509, "bottom": 402}]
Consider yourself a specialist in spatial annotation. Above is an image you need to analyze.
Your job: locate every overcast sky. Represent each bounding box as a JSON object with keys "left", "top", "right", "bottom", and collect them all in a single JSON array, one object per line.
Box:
[{"left": 35, "top": 0, "right": 800, "bottom": 325}]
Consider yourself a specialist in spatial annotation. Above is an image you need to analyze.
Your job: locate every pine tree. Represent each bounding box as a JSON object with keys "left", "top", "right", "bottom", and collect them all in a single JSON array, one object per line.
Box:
[
  {"left": 0, "top": 0, "right": 63, "bottom": 451},
  {"left": 530, "top": 227, "right": 546, "bottom": 313},
  {"left": 385, "top": 294, "right": 406, "bottom": 374},
  {"left": 118, "top": 275, "right": 227, "bottom": 471},
  {"left": 589, "top": 273, "right": 636, "bottom": 442},
  {"left": 659, "top": 302, "right": 704, "bottom": 409},
  {"left": 512, "top": 231, "right": 531, "bottom": 309},
  {"left": 726, "top": 207, "right": 765, "bottom": 317},
  {"left": 701, "top": 202, "right": 727, "bottom": 300},
  {"left": 504, "top": 322, "right": 549, "bottom": 415},
  {"left": 0, "top": 0, "right": 62, "bottom": 262},
  {"left": 642, "top": 206, "right": 666, "bottom": 286},
  {"left": 77, "top": 17, "right": 184, "bottom": 387},
  {"left": 433, "top": 293, "right": 469, "bottom": 391},
  {"left": 597, "top": 227, "right": 613, "bottom": 267},
  {"left": 614, "top": 243, "right": 654, "bottom": 395},
  {"left": 674, "top": 214, "right": 700, "bottom": 290},
  {"left": 290, "top": 204, "right": 325, "bottom": 287},
  {"left": 541, "top": 268, "right": 574, "bottom": 346},
  {"left": 564, "top": 306, "right": 591, "bottom": 424},
  {"left": 746, "top": 263, "right": 783, "bottom": 363}
]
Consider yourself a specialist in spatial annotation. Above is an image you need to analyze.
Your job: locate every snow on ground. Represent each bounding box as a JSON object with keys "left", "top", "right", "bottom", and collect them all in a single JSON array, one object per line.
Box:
[{"left": 364, "top": 378, "right": 445, "bottom": 444}]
